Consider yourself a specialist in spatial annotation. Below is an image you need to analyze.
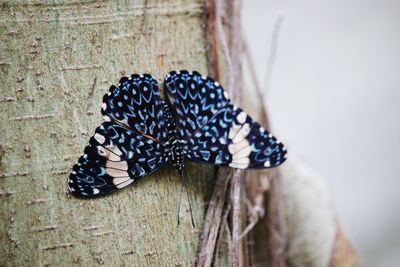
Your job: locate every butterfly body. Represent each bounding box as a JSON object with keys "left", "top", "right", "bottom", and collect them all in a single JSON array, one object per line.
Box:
[
  {"left": 69, "top": 70, "right": 287, "bottom": 197},
  {"left": 168, "top": 138, "right": 187, "bottom": 173},
  {"left": 161, "top": 101, "right": 187, "bottom": 173}
]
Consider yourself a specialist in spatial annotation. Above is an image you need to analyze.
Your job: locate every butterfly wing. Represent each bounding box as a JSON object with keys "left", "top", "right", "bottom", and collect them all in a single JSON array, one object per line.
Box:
[
  {"left": 184, "top": 104, "right": 287, "bottom": 169},
  {"left": 164, "top": 70, "right": 287, "bottom": 169},
  {"left": 102, "top": 74, "right": 167, "bottom": 141},
  {"left": 163, "top": 70, "right": 230, "bottom": 139},
  {"left": 70, "top": 74, "right": 169, "bottom": 197},
  {"left": 69, "top": 122, "right": 168, "bottom": 197}
]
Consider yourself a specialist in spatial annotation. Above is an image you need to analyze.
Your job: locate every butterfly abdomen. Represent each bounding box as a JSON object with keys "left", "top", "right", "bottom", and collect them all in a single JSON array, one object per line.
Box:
[
  {"left": 169, "top": 139, "right": 186, "bottom": 172},
  {"left": 160, "top": 101, "right": 187, "bottom": 173}
]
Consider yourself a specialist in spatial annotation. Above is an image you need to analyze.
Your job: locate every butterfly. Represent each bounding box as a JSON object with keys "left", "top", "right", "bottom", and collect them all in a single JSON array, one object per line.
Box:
[{"left": 68, "top": 70, "right": 287, "bottom": 197}]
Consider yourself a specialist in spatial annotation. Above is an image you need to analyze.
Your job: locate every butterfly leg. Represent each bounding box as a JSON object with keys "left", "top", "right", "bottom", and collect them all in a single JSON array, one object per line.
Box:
[
  {"left": 177, "top": 171, "right": 184, "bottom": 225},
  {"left": 176, "top": 170, "right": 195, "bottom": 227},
  {"left": 182, "top": 170, "right": 196, "bottom": 228}
]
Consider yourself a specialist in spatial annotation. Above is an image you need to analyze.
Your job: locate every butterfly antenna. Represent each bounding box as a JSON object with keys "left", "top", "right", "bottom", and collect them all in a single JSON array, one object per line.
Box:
[{"left": 182, "top": 170, "right": 196, "bottom": 228}]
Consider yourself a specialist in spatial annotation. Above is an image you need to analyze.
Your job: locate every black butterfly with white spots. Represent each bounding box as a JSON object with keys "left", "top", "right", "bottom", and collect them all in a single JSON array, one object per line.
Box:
[{"left": 68, "top": 70, "right": 287, "bottom": 197}]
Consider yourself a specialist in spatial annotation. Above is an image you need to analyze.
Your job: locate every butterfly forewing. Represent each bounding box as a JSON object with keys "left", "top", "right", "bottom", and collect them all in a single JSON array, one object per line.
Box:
[
  {"left": 69, "top": 122, "right": 168, "bottom": 197},
  {"left": 102, "top": 74, "right": 167, "bottom": 141},
  {"left": 164, "top": 70, "right": 230, "bottom": 139}
]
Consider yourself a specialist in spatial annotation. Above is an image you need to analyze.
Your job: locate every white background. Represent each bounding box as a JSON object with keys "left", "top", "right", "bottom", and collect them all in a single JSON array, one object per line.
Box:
[{"left": 242, "top": 1, "right": 400, "bottom": 266}]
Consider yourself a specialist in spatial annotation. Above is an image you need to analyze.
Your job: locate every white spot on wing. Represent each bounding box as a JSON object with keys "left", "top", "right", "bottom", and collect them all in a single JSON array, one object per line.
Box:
[
  {"left": 232, "top": 146, "right": 251, "bottom": 160},
  {"left": 264, "top": 160, "right": 271, "bottom": 167},
  {"left": 115, "top": 178, "right": 134, "bottom": 189},
  {"left": 106, "top": 160, "right": 128, "bottom": 171},
  {"left": 232, "top": 157, "right": 250, "bottom": 165},
  {"left": 229, "top": 161, "right": 249, "bottom": 169},
  {"left": 101, "top": 103, "right": 107, "bottom": 110},
  {"left": 219, "top": 136, "right": 227, "bottom": 145},
  {"left": 223, "top": 91, "right": 229, "bottom": 99},
  {"left": 228, "top": 139, "right": 250, "bottom": 154},
  {"left": 113, "top": 177, "right": 130, "bottom": 185},
  {"left": 237, "top": 112, "right": 247, "bottom": 124},
  {"left": 104, "top": 145, "right": 122, "bottom": 158},
  {"left": 108, "top": 152, "right": 120, "bottom": 161},
  {"left": 106, "top": 168, "right": 128, "bottom": 177},
  {"left": 228, "top": 123, "right": 241, "bottom": 139},
  {"left": 232, "top": 124, "right": 250, "bottom": 143},
  {"left": 94, "top": 133, "right": 106, "bottom": 144},
  {"left": 93, "top": 188, "right": 100, "bottom": 194},
  {"left": 110, "top": 146, "right": 123, "bottom": 156}
]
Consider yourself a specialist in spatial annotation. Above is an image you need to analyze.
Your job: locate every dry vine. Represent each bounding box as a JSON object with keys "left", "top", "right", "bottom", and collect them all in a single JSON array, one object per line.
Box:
[{"left": 195, "top": 0, "right": 287, "bottom": 266}]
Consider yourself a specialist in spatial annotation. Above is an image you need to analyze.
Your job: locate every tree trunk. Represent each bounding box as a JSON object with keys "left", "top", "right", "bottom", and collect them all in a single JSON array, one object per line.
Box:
[{"left": 0, "top": 1, "right": 220, "bottom": 266}]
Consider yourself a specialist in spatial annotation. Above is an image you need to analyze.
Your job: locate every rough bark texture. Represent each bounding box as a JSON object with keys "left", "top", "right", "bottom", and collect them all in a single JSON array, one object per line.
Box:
[{"left": 0, "top": 1, "right": 219, "bottom": 266}]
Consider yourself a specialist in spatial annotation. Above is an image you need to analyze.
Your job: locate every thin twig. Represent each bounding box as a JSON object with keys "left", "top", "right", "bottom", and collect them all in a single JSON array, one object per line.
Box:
[
  {"left": 264, "top": 16, "right": 284, "bottom": 96},
  {"left": 215, "top": 0, "right": 233, "bottom": 92},
  {"left": 204, "top": 0, "right": 219, "bottom": 79},
  {"left": 268, "top": 170, "right": 287, "bottom": 267},
  {"left": 86, "top": 77, "right": 97, "bottom": 114},
  {"left": 231, "top": 169, "right": 242, "bottom": 267},
  {"left": 215, "top": 202, "right": 231, "bottom": 265},
  {"left": 194, "top": 168, "right": 232, "bottom": 267},
  {"left": 243, "top": 40, "right": 271, "bottom": 128},
  {"left": 238, "top": 172, "right": 269, "bottom": 240},
  {"left": 239, "top": 204, "right": 259, "bottom": 240}
]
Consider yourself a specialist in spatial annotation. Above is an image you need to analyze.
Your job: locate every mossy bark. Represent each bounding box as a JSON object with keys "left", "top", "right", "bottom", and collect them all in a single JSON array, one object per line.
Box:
[{"left": 0, "top": 1, "right": 220, "bottom": 266}]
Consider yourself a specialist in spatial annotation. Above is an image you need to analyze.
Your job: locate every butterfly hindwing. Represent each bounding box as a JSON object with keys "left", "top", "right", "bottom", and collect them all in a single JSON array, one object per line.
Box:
[
  {"left": 163, "top": 70, "right": 230, "bottom": 139},
  {"left": 185, "top": 104, "right": 286, "bottom": 168},
  {"left": 68, "top": 122, "right": 168, "bottom": 197},
  {"left": 102, "top": 74, "right": 167, "bottom": 141}
]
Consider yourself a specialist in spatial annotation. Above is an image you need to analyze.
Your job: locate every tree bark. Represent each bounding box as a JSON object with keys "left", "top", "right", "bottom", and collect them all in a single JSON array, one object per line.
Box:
[{"left": 0, "top": 1, "right": 221, "bottom": 266}]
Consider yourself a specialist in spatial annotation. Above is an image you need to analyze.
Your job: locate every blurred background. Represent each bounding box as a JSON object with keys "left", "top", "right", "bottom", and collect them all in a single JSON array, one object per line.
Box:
[{"left": 242, "top": 1, "right": 400, "bottom": 266}]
